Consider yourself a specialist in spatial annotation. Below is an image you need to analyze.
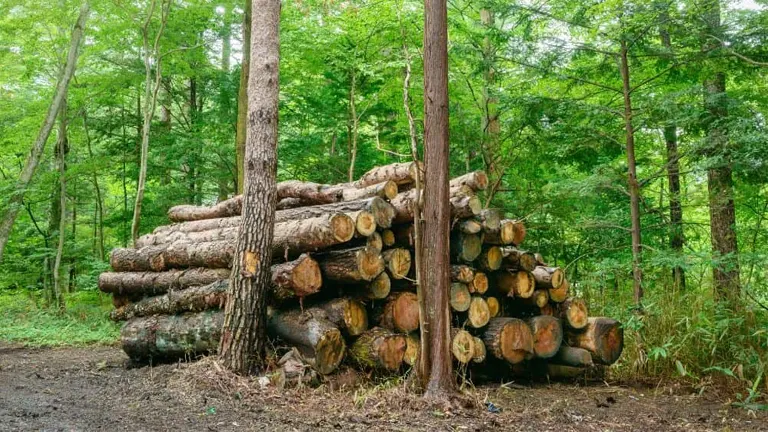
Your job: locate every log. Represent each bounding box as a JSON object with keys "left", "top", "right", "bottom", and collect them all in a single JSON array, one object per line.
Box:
[
  {"left": 540, "top": 303, "right": 554, "bottom": 316},
  {"left": 391, "top": 189, "right": 481, "bottom": 224},
  {"left": 276, "top": 197, "right": 303, "bottom": 210},
  {"left": 270, "top": 254, "right": 324, "bottom": 301},
  {"left": 522, "top": 289, "right": 549, "bottom": 308},
  {"left": 276, "top": 180, "right": 344, "bottom": 205},
  {"left": 168, "top": 196, "right": 242, "bottom": 222},
  {"left": 526, "top": 315, "right": 563, "bottom": 359},
  {"left": 351, "top": 211, "right": 377, "bottom": 237},
  {"left": 478, "top": 208, "right": 502, "bottom": 232},
  {"left": 450, "top": 195, "right": 482, "bottom": 219},
  {"left": 512, "top": 220, "right": 526, "bottom": 245},
  {"left": 466, "top": 296, "right": 491, "bottom": 329},
  {"left": 121, "top": 311, "right": 223, "bottom": 360},
  {"left": 354, "top": 162, "right": 420, "bottom": 188},
  {"left": 486, "top": 296, "right": 500, "bottom": 317},
  {"left": 267, "top": 308, "right": 346, "bottom": 375},
  {"left": 469, "top": 272, "right": 489, "bottom": 294},
  {"left": 311, "top": 297, "right": 368, "bottom": 337},
  {"left": 449, "top": 171, "right": 488, "bottom": 191},
  {"left": 558, "top": 297, "right": 588, "bottom": 330},
  {"left": 551, "top": 346, "right": 594, "bottom": 367},
  {"left": 403, "top": 334, "right": 420, "bottom": 367},
  {"left": 381, "top": 248, "right": 411, "bottom": 280},
  {"left": 549, "top": 278, "right": 570, "bottom": 303},
  {"left": 494, "top": 271, "right": 534, "bottom": 298},
  {"left": 350, "top": 272, "right": 391, "bottom": 300},
  {"left": 482, "top": 317, "right": 534, "bottom": 365},
  {"left": 380, "top": 229, "right": 396, "bottom": 247},
  {"left": 99, "top": 268, "right": 230, "bottom": 296},
  {"left": 376, "top": 291, "right": 420, "bottom": 333},
  {"left": 450, "top": 265, "right": 475, "bottom": 284},
  {"left": 451, "top": 328, "right": 476, "bottom": 364},
  {"left": 476, "top": 246, "right": 502, "bottom": 272},
  {"left": 451, "top": 232, "right": 483, "bottom": 262},
  {"left": 484, "top": 219, "right": 516, "bottom": 245},
  {"left": 349, "top": 327, "right": 406, "bottom": 371},
  {"left": 471, "top": 337, "right": 486, "bottom": 363},
  {"left": 272, "top": 197, "right": 395, "bottom": 230},
  {"left": 458, "top": 218, "right": 482, "bottom": 234},
  {"left": 532, "top": 266, "right": 564, "bottom": 290},
  {"left": 449, "top": 184, "right": 475, "bottom": 198},
  {"left": 450, "top": 282, "right": 471, "bottom": 312},
  {"left": 336, "top": 180, "right": 399, "bottom": 201},
  {"left": 500, "top": 247, "right": 537, "bottom": 272},
  {"left": 111, "top": 280, "right": 228, "bottom": 321},
  {"left": 317, "top": 246, "right": 384, "bottom": 283},
  {"left": 364, "top": 231, "right": 383, "bottom": 252},
  {"left": 566, "top": 317, "right": 624, "bottom": 365}
]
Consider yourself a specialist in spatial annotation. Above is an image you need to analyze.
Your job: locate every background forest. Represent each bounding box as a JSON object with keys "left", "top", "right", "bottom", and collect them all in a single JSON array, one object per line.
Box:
[{"left": 1, "top": 0, "right": 766, "bottom": 400}]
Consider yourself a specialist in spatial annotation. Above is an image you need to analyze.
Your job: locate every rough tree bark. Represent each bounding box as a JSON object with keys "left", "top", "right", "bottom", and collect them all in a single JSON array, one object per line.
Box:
[
  {"left": 0, "top": 3, "right": 89, "bottom": 262},
  {"left": 417, "top": 0, "right": 454, "bottom": 397},
  {"left": 218, "top": 0, "right": 281, "bottom": 375}
]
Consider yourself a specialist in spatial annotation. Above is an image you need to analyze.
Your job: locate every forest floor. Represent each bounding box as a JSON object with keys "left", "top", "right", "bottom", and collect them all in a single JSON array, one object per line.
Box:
[{"left": 0, "top": 343, "right": 765, "bottom": 432}]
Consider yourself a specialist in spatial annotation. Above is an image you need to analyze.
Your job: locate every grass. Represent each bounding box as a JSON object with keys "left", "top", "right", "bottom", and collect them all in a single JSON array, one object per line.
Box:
[{"left": 0, "top": 290, "right": 119, "bottom": 346}]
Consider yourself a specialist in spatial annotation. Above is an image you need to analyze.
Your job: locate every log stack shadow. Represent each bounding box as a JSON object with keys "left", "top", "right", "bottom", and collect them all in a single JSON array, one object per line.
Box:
[{"left": 99, "top": 163, "right": 624, "bottom": 382}]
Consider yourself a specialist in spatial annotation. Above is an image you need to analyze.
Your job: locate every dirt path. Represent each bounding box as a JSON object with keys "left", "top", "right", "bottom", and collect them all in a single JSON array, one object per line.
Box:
[{"left": 0, "top": 343, "right": 763, "bottom": 431}]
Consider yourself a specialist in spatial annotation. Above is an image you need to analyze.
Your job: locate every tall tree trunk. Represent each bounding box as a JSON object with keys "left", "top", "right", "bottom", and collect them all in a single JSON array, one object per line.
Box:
[
  {"left": 418, "top": 0, "right": 454, "bottom": 397},
  {"left": 131, "top": 0, "right": 169, "bottom": 245},
  {"left": 0, "top": 3, "right": 89, "bottom": 262},
  {"left": 348, "top": 68, "right": 358, "bottom": 182},
  {"left": 82, "top": 110, "right": 105, "bottom": 261},
  {"left": 218, "top": 0, "right": 281, "bottom": 375},
  {"left": 619, "top": 40, "right": 643, "bottom": 307},
  {"left": 235, "top": 0, "right": 251, "bottom": 195},
  {"left": 702, "top": 0, "right": 740, "bottom": 302},
  {"left": 218, "top": 5, "right": 233, "bottom": 201},
  {"left": 52, "top": 98, "right": 68, "bottom": 310},
  {"left": 479, "top": 9, "right": 500, "bottom": 206}
]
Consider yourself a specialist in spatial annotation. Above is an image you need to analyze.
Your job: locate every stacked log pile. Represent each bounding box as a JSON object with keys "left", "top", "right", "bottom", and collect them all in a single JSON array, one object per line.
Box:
[{"left": 99, "top": 162, "right": 623, "bottom": 381}]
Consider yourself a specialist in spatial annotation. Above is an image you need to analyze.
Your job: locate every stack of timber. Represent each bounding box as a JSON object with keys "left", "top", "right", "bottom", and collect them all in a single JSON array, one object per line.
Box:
[{"left": 100, "top": 162, "right": 624, "bottom": 381}]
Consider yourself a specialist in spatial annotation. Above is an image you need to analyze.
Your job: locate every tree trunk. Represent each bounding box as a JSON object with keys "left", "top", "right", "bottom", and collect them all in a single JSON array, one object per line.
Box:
[
  {"left": 0, "top": 3, "right": 89, "bottom": 262},
  {"left": 566, "top": 317, "right": 624, "bottom": 365},
  {"left": 121, "top": 311, "right": 223, "bottom": 360},
  {"left": 481, "top": 317, "right": 534, "bottom": 365},
  {"left": 111, "top": 280, "right": 228, "bottom": 321},
  {"left": 267, "top": 308, "right": 345, "bottom": 374},
  {"left": 82, "top": 110, "right": 105, "bottom": 261},
  {"left": 52, "top": 97, "right": 69, "bottom": 309},
  {"left": 526, "top": 315, "right": 563, "bottom": 359},
  {"left": 235, "top": 0, "right": 250, "bottom": 194},
  {"left": 349, "top": 327, "right": 406, "bottom": 371},
  {"left": 218, "top": 0, "right": 281, "bottom": 375},
  {"left": 375, "top": 291, "right": 420, "bottom": 333}
]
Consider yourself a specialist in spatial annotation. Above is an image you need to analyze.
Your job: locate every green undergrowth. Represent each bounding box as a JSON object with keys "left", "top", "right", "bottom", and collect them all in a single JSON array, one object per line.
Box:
[{"left": 0, "top": 290, "right": 119, "bottom": 347}]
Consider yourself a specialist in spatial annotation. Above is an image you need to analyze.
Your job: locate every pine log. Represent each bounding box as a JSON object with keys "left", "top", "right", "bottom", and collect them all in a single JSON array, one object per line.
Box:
[
  {"left": 365, "top": 231, "right": 383, "bottom": 252},
  {"left": 168, "top": 196, "right": 242, "bottom": 222},
  {"left": 311, "top": 297, "right": 368, "bottom": 337},
  {"left": 478, "top": 208, "right": 502, "bottom": 232},
  {"left": 390, "top": 189, "right": 481, "bottom": 224},
  {"left": 549, "top": 278, "right": 570, "bottom": 303},
  {"left": 380, "top": 229, "right": 396, "bottom": 247},
  {"left": 451, "top": 232, "right": 483, "bottom": 262},
  {"left": 558, "top": 297, "right": 589, "bottom": 330},
  {"left": 451, "top": 195, "right": 482, "bottom": 219},
  {"left": 500, "top": 247, "right": 537, "bottom": 272},
  {"left": 269, "top": 254, "right": 324, "bottom": 301},
  {"left": 469, "top": 272, "right": 489, "bottom": 294},
  {"left": 526, "top": 315, "right": 563, "bottom": 359},
  {"left": 521, "top": 289, "right": 549, "bottom": 308},
  {"left": 450, "top": 265, "right": 475, "bottom": 284},
  {"left": 349, "top": 327, "right": 406, "bottom": 371},
  {"left": 476, "top": 246, "right": 503, "bottom": 272},
  {"left": 271, "top": 197, "right": 395, "bottom": 230},
  {"left": 450, "top": 282, "right": 472, "bottom": 312},
  {"left": 404, "top": 334, "right": 420, "bottom": 367},
  {"left": 121, "top": 311, "right": 223, "bottom": 360},
  {"left": 382, "top": 248, "right": 411, "bottom": 280},
  {"left": 276, "top": 198, "right": 303, "bottom": 210},
  {"left": 276, "top": 180, "right": 344, "bottom": 205},
  {"left": 451, "top": 329, "right": 476, "bottom": 364},
  {"left": 267, "top": 308, "right": 346, "bottom": 375},
  {"left": 472, "top": 337, "right": 486, "bottom": 363},
  {"left": 350, "top": 210, "right": 377, "bottom": 237},
  {"left": 111, "top": 280, "right": 228, "bottom": 321},
  {"left": 482, "top": 317, "right": 534, "bottom": 364},
  {"left": 566, "top": 317, "right": 624, "bottom": 365},
  {"left": 376, "top": 291, "right": 420, "bottom": 333},
  {"left": 354, "top": 162, "right": 420, "bottom": 188},
  {"left": 350, "top": 272, "right": 391, "bottom": 300},
  {"left": 532, "top": 266, "right": 564, "bottom": 290},
  {"left": 449, "top": 171, "right": 488, "bottom": 191},
  {"left": 486, "top": 296, "right": 500, "bottom": 317},
  {"left": 466, "top": 296, "right": 491, "bottom": 329},
  {"left": 112, "top": 295, "right": 134, "bottom": 308},
  {"left": 317, "top": 246, "right": 384, "bottom": 283},
  {"left": 99, "top": 268, "right": 230, "bottom": 296},
  {"left": 484, "top": 219, "right": 517, "bottom": 245},
  {"left": 494, "top": 271, "right": 534, "bottom": 298},
  {"left": 551, "top": 346, "right": 594, "bottom": 367},
  {"left": 512, "top": 220, "right": 526, "bottom": 245},
  {"left": 449, "top": 184, "right": 475, "bottom": 198},
  {"left": 458, "top": 218, "right": 483, "bottom": 234},
  {"left": 336, "top": 180, "right": 399, "bottom": 201}
]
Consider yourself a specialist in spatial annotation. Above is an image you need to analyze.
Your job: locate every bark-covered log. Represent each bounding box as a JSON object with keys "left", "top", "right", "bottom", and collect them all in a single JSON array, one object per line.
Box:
[
  {"left": 526, "top": 315, "right": 563, "bottom": 359},
  {"left": 549, "top": 278, "right": 570, "bottom": 303},
  {"left": 276, "top": 180, "right": 345, "bottom": 205},
  {"left": 451, "top": 265, "right": 475, "bottom": 284},
  {"left": 532, "top": 266, "right": 564, "bottom": 290},
  {"left": 450, "top": 282, "right": 471, "bottom": 312},
  {"left": 486, "top": 296, "right": 500, "bottom": 317},
  {"left": 317, "top": 246, "right": 384, "bottom": 283},
  {"left": 267, "top": 308, "right": 346, "bottom": 374},
  {"left": 336, "top": 180, "right": 399, "bottom": 201},
  {"left": 272, "top": 197, "right": 395, "bottom": 230},
  {"left": 546, "top": 364, "right": 594, "bottom": 379},
  {"left": 380, "top": 229, "right": 396, "bottom": 247},
  {"left": 451, "top": 195, "right": 482, "bottom": 219},
  {"left": 270, "top": 254, "right": 324, "bottom": 301},
  {"left": 311, "top": 297, "right": 368, "bottom": 337},
  {"left": 99, "top": 268, "right": 230, "bottom": 296},
  {"left": 451, "top": 232, "right": 482, "bottom": 262},
  {"left": 349, "top": 327, "right": 406, "bottom": 371},
  {"left": 484, "top": 219, "right": 516, "bottom": 245},
  {"left": 111, "top": 280, "right": 228, "bottom": 321},
  {"left": 121, "top": 311, "right": 223, "bottom": 360},
  {"left": 469, "top": 272, "right": 489, "bottom": 294},
  {"left": 558, "top": 297, "right": 588, "bottom": 330},
  {"left": 476, "top": 246, "right": 502, "bottom": 271},
  {"left": 551, "top": 346, "right": 594, "bottom": 367},
  {"left": 482, "top": 317, "right": 534, "bottom": 365},
  {"left": 494, "top": 271, "right": 534, "bottom": 298},
  {"left": 466, "top": 296, "right": 491, "bottom": 329},
  {"left": 471, "top": 337, "right": 486, "bottom": 363},
  {"left": 566, "top": 317, "right": 624, "bottom": 365},
  {"left": 348, "top": 272, "right": 391, "bottom": 300},
  {"left": 390, "top": 189, "right": 481, "bottom": 224},
  {"left": 451, "top": 328, "right": 476, "bottom": 364},
  {"left": 381, "top": 248, "right": 411, "bottom": 280},
  {"left": 168, "top": 196, "right": 242, "bottom": 222},
  {"left": 354, "top": 162, "right": 421, "bottom": 188},
  {"left": 376, "top": 291, "right": 420, "bottom": 333},
  {"left": 478, "top": 208, "right": 501, "bottom": 232},
  {"left": 449, "top": 171, "right": 488, "bottom": 191},
  {"left": 404, "top": 334, "right": 420, "bottom": 367},
  {"left": 534, "top": 252, "right": 546, "bottom": 266},
  {"left": 112, "top": 295, "right": 134, "bottom": 308},
  {"left": 500, "top": 247, "right": 536, "bottom": 272}
]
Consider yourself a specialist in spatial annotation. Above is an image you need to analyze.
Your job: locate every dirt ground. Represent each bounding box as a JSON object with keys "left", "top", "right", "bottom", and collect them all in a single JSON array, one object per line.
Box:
[{"left": 0, "top": 343, "right": 764, "bottom": 432}]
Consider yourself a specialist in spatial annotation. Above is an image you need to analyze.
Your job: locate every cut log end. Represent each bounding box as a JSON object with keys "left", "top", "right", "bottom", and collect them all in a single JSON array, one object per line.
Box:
[
  {"left": 486, "top": 296, "right": 500, "bottom": 317},
  {"left": 561, "top": 297, "right": 588, "bottom": 330},
  {"left": 380, "top": 229, "right": 396, "bottom": 247},
  {"left": 381, "top": 180, "right": 399, "bottom": 200},
  {"left": 451, "top": 329, "right": 475, "bottom": 364},
  {"left": 467, "top": 296, "right": 491, "bottom": 329},
  {"left": 527, "top": 315, "right": 563, "bottom": 359},
  {"left": 354, "top": 211, "right": 377, "bottom": 237},
  {"left": 330, "top": 213, "right": 357, "bottom": 243},
  {"left": 470, "top": 272, "right": 489, "bottom": 294},
  {"left": 314, "top": 330, "right": 347, "bottom": 375},
  {"left": 452, "top": 232, "right": 482, "bottom": 263},
  {"left": 568, "top": 317, "right": 624, "bottom": 365},
  {"left": 366, "top": 272, "right": 391, "bottom": 300},
  {"left": 403, "top": 334, "right": 420, "bottom": 367},
  {"left": 451, "top": 265, "right": 475, "bottom": 284},
  {"left": 350, "top": 327, "right": 406, "bottom": 371},
  {"left": 499, "top": 220, "right": 516, "bottom": 244},
  {"left": 512, "top": 221, "right": 526, "bottom": 245},
  {"left": 286, "top": 254, "right": 323, "bottom": 298},
  {"left": 383, "top": 248, "right": 411, "bottom": 280},
  {"left": 380, "top": 292, "right": 420, "bottom": 333},
  {"left": 344, "top": 300, "right": 369, "bottom": 337},
  {"left": 450, "top": 283, "right": 472, "bottom": 312},
  {"left": 478, "top": 246, "right": 503, "bottom": 271},
  {"left": 531, "top": 289, "right": 549, "bottom": 308},
  {"left": 472, "top": 337, "right": 486, "bottom": 363},
  {"left": 484, "top": 318, "right": 534, "bottom": 365},
  {"left": 532, "top": 266, "right": 564, "bottom": 290},
  {"left": 549, "top": 279, "right": 569, "bottom": 303}
]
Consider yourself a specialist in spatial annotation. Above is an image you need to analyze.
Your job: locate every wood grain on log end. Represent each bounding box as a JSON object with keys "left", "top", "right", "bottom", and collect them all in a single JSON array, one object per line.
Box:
[
  {"left": 486, "top": 296, "right": 500, "bottom": 317},
  {"left": 526, "top": 315, "right": 563, "bottom": 359},
  {"left": 472, "top": 337, "right": 486, "bottom": 363},
  {"left": 382, "top": 248, "right": 411, "bottom": 280},
  {"left": 450, "top": 282, "right": 471, "bottom": 312},
  {"left": 467, "top": 296, "right": 490, "bottom": 329},
  {"left": 451, "top": 329, "right": 475, "bottom": 364}
]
